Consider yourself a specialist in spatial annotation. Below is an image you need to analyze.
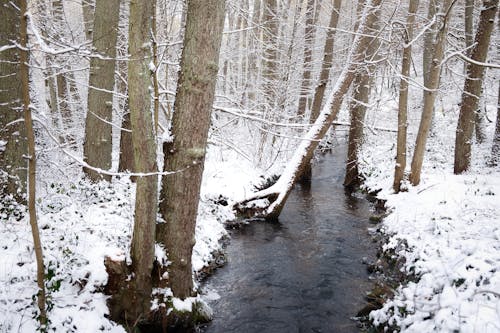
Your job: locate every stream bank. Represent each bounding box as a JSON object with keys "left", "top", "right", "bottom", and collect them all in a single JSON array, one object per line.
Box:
[{"left": 199, "top": 144, "right": 383, "bottom": 332}]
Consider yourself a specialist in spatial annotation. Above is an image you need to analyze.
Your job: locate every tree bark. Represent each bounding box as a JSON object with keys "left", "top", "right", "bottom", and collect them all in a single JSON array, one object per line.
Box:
[
  {"left": 297, "top": 0, "right": 316, "bottom": 117},
  {"left": 19, "top": 1, "right": 47, "bottom": 325},
  {"left": 0, "top": 0, "right": 28, "bottom": 203},
  {"left": 454, "top": 0, "right": 498, "bottom": 174},
  {"left": 158, "top": 0, "right": 226, "bottom": 300},
  {"left": 128, "top": 0, "right": 158, "bottom": 322},
  {"left": 236, "top": 0, "right": 383, "bottom": 219},
  {"left": 83, "top": 0, "right": 120, "bottom": 182},
  {"left": 393, "top": 0, "right": 419, "bottom": 192},
  {"left": 310, "top": 0, "right": 342, "bottom": 123},
  {"left": 409, "top": 0, "right": 454, "bottom": 186},
  {"left": 344, "top": 2, "right": 379, "bottom": 188},
  {"left": 82, "top": 0, "right": 95, "bottom": 42}
]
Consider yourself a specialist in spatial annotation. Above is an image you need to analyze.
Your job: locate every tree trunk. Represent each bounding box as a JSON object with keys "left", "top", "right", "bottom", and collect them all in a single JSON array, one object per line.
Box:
[
  {"left": 128, "top": 0, "right": 158, "bottom": 322},
  {"left": 236, "top": 0, "right": 383, "bottom": 219},
  {"left": 297, "top": 0, "right": 316, "bottom": 117},
  {"left": 423, "top": 0, "right": 437, "bottom": 89},
  {"left": 19, "top": 0, "right": 47, "bottom": 325},
  {"left": 393, "top": 0, "right": 419, "bottom": 192},
  {"left": 158, "top": 0, "right": 226, "bottom": 300},
  {"left": 82, "top": 0, "right": 95, "bottom": 41},
  {"left": 0, "top": 0, "right": 28, "bottom": 203},
  {"left": 310, "top": 0, "right": 342, "bottom": 123},
  {"left": 454, "top": 0, "right": 498, "bottom": 174},
  {"left": 492, "top": 11, "right": 500, "bottom": 163},
  {"left": 409, "top": 0, "right": 454, "bottom": 186},
  {"left": 343, "top": 2, "right": 379, "bottom": 188},
  {"left": 83, "top": 0, "right": 120, "bottom": 182}
]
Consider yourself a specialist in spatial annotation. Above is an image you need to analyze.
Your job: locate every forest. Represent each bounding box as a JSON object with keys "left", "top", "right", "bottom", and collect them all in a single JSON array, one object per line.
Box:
[{"left": 0, "top": 0, "right": 499, "bottom": 332}]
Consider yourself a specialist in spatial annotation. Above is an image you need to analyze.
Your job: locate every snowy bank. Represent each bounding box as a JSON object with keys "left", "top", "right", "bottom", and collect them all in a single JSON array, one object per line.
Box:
[{"left": 359, "top": 100, "right": 500, "bottom": 332}]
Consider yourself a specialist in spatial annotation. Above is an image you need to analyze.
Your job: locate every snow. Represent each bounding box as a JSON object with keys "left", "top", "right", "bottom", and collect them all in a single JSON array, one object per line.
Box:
[
  {"left": 0, "top": 143, "right": 260, "bottom": 332},
  {"left": 359, "top": 86, "right": 500, "bottom": 332}
]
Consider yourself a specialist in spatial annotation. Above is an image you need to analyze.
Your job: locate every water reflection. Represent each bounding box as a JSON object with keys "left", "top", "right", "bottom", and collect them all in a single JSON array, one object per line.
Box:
[{"left": 201, "top": 144, "right": 375, "bottom": 333}]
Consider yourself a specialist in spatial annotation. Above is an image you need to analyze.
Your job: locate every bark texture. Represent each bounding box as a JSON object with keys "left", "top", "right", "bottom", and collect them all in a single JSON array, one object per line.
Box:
[
  {"left": 409, "top": 0, "right": 454, "bottom": 186},
  {"left": 83, "top": 0, "right": 120, "bottom": 182},
  {"left": 297, "top": 0, "right": 316, "bottom": 117},
  {"left": 343, "top": 2, "right": 379, "bottom": 188},
  {"left": 309, "top": 0, "right": 342, "bottom": 123},
  {"left": 126, "top": 0, "right": 158, "bottom": 323},
  {"left": 454, "top": 0, "right": 498, "bottom": 174},
  {"left": 393, "top": 0, "right": 419, "bottom": 192},
  {"left": 0, "top": 0, "right": 27, "bottom": 203},
  {"left": 158, "top": 0, "right": 226, "bottom": 299}
]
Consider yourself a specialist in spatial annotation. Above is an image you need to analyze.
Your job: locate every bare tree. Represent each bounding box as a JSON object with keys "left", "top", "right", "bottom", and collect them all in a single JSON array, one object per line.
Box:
[
  {"left": 344, "top": 1, "right": 380, "bottom": 188},
  {"left": 297, "top": 0, "right": 316, "bottom": 118},
  {"left": 124, "top": 0, "right": 158, "bottom": 323},
  {"left": 158, "top": 0, "right": 226, "bottom": 299},
  {"left": 83, "top": 0, "right": 120, "bottom": 182},
  {"left": 409, "top": 0, "right": 454, "bottom": 186},
  {"left": 393, "top": 0, "right": 419, "bottom": 192},
  {"left": 20, "top": 0, "right": 47, "bottom": 325},
  {"left": 236, "top": 0, "right": 383, "bottom": 219},
  {"left": 454, "top": 0, "right": 498, "bottom": 174}
]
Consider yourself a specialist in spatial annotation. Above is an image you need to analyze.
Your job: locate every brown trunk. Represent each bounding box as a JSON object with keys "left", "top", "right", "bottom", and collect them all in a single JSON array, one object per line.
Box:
[
  {"left": 158, "top": 0, "right": 226, "bottom": 300},
  {"left": 257, "top": 0, "right": 279, "bottom": 161},
  {"left": 309, "top": 0, "right": 342, "bottom": 123},
  {"left": 344, "top": 3, "right": 379, "bottom": 188},
  {"left": 125, "top": 0, "right": 158, "bottom": 323},
  {"left": 297, "top": 0, "right": 316, "bottom": 117},
  {"left": 83, "top": 0, "right": 120, "bottom": 182},
  {"left": 82, "top": 0, "right": 95, "bottom": 41},
  {"left": 409, "top": 0, "right": 454, "bottom": 186},
  {"left": 393, "top": 0, "right": 419, "bottom": 192},
  {"left": 20, "top": 0, "right": 47, "bottom": 325},
  {"left": 454, "top": 0, "right": 498, "bottom": 174},
  {"left": 0, "top": 0, "right": 28, "bottom": 203}
]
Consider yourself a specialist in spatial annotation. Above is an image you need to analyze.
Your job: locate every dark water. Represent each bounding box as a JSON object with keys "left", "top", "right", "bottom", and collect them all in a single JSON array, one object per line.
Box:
[{"left": 201, "top": 144, "right": 376, "bottom": 333}]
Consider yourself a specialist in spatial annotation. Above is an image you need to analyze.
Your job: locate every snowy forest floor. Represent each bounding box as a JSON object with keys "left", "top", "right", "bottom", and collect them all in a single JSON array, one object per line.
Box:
[
  {"left": 1, "top": 95, "right": 500, "bottom": 332},
  {"left": 359, "top": 95, "right": 500, "bottom": 332}
]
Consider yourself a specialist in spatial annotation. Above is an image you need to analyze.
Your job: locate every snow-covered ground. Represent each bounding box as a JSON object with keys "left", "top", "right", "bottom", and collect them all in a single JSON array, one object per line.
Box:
[
  {"left": 360, "top": 89, "right": 500, "bottom": 332},
  {"left": 0, "top": 144, "right": 260, "bottom": 333}
]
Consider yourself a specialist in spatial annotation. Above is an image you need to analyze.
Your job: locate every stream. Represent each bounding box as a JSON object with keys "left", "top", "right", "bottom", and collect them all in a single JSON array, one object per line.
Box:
[{"left": 201, "top": 143, "right": 377, "bottom": 332}]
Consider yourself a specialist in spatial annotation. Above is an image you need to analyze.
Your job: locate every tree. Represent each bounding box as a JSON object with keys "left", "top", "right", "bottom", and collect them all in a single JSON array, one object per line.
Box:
[
  {"left": 122, "top": 0, "right": 158, "bottom": 323},
  {"left": 493, "top": 11, "right": 500, "bottom": 163},
  {"left": 236, "top": 0, "right": 383, "bottom": 219},
  {"left": 83, "top": 0, "right": 120, "bottom": 182},
  {"left": 158, "top": 0, "right": 226, "bottom": 300},
  {"left": 0, "top": 0, "right": 28, "bottom": 203},
  {"left": 310, "top": 0, "right": 342, "bottom": 123},
  {"left": 19, "top": 0, "right": 47, "bottom": 325},
  {"left": 393, "top": 0, "right": 419, "bottom": 192},
  {"left": 409, "top": 0, "right": 454, "bottom": 186},
  {"left": 454, "top": 0, "right": 498, "bottom": 174},
  {"left": 296, "top": 0, "right": 316, "bottom": 118},
  {"left": 344, "top": 1, "right": 380, "bottom": 188}
]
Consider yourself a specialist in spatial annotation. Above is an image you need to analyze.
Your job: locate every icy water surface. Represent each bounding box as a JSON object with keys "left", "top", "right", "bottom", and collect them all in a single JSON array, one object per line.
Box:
[{"left": 201, "top": 144, "right": 376, "bottom": 333}]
